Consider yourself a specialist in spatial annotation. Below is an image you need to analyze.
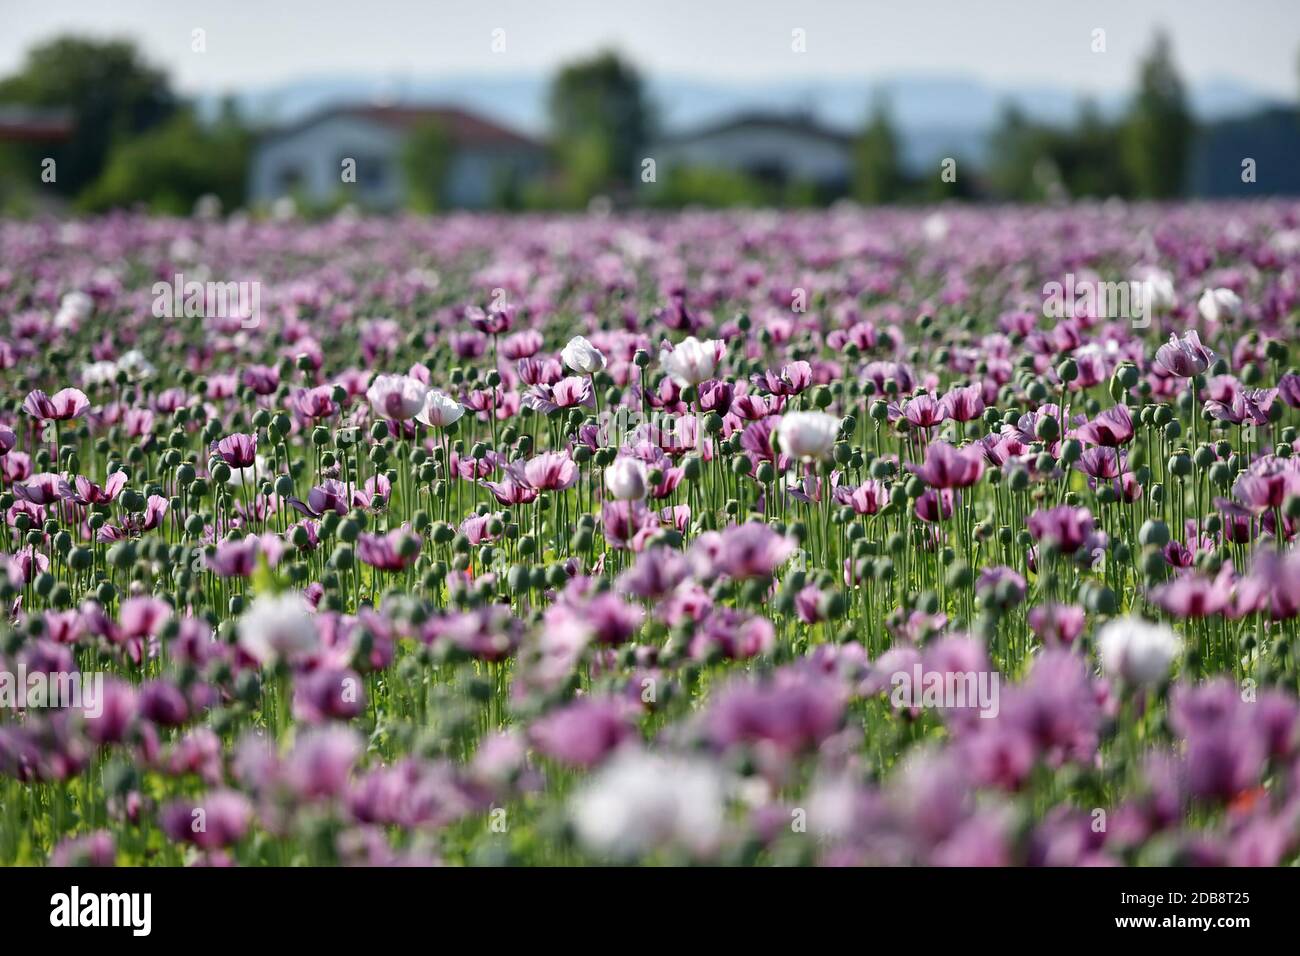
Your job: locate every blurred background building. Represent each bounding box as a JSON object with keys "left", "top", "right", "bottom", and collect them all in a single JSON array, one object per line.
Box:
[{"left": 248, "top": 105, "right": 545, "bottom": 209}]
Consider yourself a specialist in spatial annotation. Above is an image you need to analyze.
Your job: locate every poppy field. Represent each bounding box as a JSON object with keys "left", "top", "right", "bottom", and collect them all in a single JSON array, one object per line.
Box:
[{"left": 3, "top": 203, "right": 1300, "bottom": 866}]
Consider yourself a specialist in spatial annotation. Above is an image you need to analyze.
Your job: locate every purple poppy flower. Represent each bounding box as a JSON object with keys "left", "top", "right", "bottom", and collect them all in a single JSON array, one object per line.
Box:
[
  {"left": 910, "top": 441, "right": 984, "bottom": 489},
  {"left": 49, "top": 831, "right": 116, "bottom": 867},
  {"left": 139, "top": 680, "right": 191, "bottom": 727},
  {"left": 1149, "top": 571, "right": 1230, "bottom": 618},
  {"left": 1027, "top": 504, "right": 1095, "bottom": 554},
  {"left": 529, "top": 697, "right": 635, "bottom": 768},
  {"left": 1154, "top": 330, "right": 1215, "bottom": 378},
  {"left": 283, "top": 726, "right": 364, "bottom": 801},
  {"left": 356, "top": 525, "right": 421, "bottom": 572},
  {"left": 518, "top": 450, "right": 578, "bottom": 491},
  {"left": 13, "top": 472, "right": 73, "bottom": 505},
  {"left": 1278, "top": 373, "right": 1300, "bottom": 408},
  {"left": 289, "top": 479, "right": 350, "bottom": 518},
  {"left": 706, "top": 671, "right": 846, "bottom": 755},
  {"left": 161, "top": 790, "right": 252, "bottom": 850},
  {"left": 22, "top": 387, "right": 90, "bottom": 421},
  {"left": 73, "top": 471, "right": 127, "bottom": 504},
  {"left": 1204, "top": 388, "right": 1277, "bottom": 426},
  {"left": 365, "top": 373, "right": 427, "bottom": 420},
  {"left": 617, "top": 546, "right": 689, "bottom": 599},
  {"left": 212, "top": 432, "right": 257, "bottom": 469},
  {"left": 1026, "top": 603, "right": 1086, "bottom": 646},
  {"left": 939, "top": 383, "right": 985, "bottom": 422},
  {"left": 294, "top": 667, "right": 366, "bottom": 723},
  {"left": 206, "top": 537, "right": 261, "bottom": 577},
  {"left": 705, "top": 521, "right": 796, "bottom": 580},
  {"left": 895, "top": 393, "right": 945, "bottom": 429},
  {"left": 1074, "top": 404, "right": 1134, "bottom": 446},
  {"left": 690, "top": 606, "right": 776, "bottom": 660}
]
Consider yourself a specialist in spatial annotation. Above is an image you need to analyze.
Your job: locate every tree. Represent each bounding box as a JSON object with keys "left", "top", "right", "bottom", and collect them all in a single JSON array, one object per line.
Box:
[
  {"left": 79, "top": 104, "right": 249, "bottom": 214},
  {"left": 1121, "top": 31, "right": 1193, "bottom": 199},
  {"left": 986, "top": 101, "right": 1130, "bottom": 202},
  {"left": 0, "top": 36, "right": 176, "bottom": 198},
  {"left": 547, "top": 51, "right": 652, "bottom": 202},
  {"left": 852, "top": 93, "right": 904, "bottom": 204},
  {"left": 986, "top": 104, "right": 1040, "bottom": 200},
  {"left": 1064, "top": 99, "right": 1127, "bottom": 197},
  {"left": 400, "top": 119, "right": 453, "bottom": 211}
]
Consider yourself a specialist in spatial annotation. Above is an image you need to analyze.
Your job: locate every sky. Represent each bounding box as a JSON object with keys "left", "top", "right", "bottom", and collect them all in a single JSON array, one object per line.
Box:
[{"left": 1, "top": 0, "right": 1297, "bottom": 98}]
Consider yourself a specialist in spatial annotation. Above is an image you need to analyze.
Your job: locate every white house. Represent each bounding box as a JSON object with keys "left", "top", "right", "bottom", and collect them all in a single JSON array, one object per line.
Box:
[
  {"left": 248, "top": 105, "right": 546, "bottom": 209},
  {"left": 650, "top": 112, "right": 854, "bottom": 192}
]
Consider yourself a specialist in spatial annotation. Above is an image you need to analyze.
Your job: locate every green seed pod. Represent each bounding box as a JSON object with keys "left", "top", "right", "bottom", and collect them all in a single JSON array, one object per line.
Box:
[
  {"left": 1139, "top": 519, "right": 1170, "bottom": 548},
  {"left": 1140, "top": 547, "right": 1166, "bottom": 577}
]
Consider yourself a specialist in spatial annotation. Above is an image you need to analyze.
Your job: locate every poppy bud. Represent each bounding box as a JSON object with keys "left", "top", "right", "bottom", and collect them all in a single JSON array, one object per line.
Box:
[{"left": 1139, "top": 519, "right": 1170, "bottom": 548}]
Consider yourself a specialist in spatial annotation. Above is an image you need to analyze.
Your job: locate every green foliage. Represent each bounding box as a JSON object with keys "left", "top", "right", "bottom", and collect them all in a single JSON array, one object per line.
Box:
[
  {"left": 852, "top": 94, "right": 904, "bottom": 204},
  {"left": 986, "top": 106, "right": 1052, "bottom": 201},
  {"left": 0, "top": 143, "right": 41, "bottom": 215},
  {"left": 400, "top": 119, "right": 454, "bottom": 212},
  {"left": 547, "top": 51, "right": 653, "bottom": 202},
  {"left": 0, "top": 36, "right": 176, "bottom": 198},
  {"left": 986, "top": 33, "right": 1194, "bottom": 202},
  {"left": 1121, "top": 31, "right": 1194, "bottom": 199},
  {"left": 649, "top": 165, "right": 771, "bottom": 207},
  {"left": 921, "top": 154, "right": 975, "bottom": 202},
  {"left": 79, "top": 105, "right": 250, "bottom": 214},
  {"left": 987, "top": 102, "right": 1128, "bottom": 201},
  {"left": 1062, "top": 100, "right": 1129, "bottom": 197}
]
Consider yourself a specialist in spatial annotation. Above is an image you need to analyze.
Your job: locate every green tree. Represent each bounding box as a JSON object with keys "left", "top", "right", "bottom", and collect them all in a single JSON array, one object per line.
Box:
[
  {"left": 79, "top": 104, "right": 249, "bottom": 214},
  {"left": 400, "top": 119, "right": 453, "bottom": 211},
  {"left": 1121, "top": 31, "right": 1193, "bottom": 198},
  {"left": 986, "top": 104, "right": 1041, "bottom": 200},
  {"left": 547, "top": 51, "right": 652, "bottom": 202},
  {"left": 852, "top": 94, "right": 904, "bottom": 204},
  {"left": 651, "top": 166, "right": 770, "bottom": 208},
  {"left": 0, "top": 36, "right": 175, "bottom": 198}
]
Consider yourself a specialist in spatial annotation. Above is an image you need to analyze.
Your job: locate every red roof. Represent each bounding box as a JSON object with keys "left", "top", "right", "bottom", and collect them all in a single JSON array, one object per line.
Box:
[
  {"left": 266, "top": 104, "right": 541, "bottom": 150},
  {"left": 0, "top": 107, "right": 73, "bottom": 143}
]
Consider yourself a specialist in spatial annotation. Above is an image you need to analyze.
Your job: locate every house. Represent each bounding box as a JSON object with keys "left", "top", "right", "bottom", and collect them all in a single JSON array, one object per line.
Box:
[
  {"left": 650, "top": 112, "right": 855, "bottom": 193},
  {"left": 0, "top": 106, "right": 73, "bottom": 143},
  {"left": 248, "top": 105, "right": 546, "bottom": 209}
]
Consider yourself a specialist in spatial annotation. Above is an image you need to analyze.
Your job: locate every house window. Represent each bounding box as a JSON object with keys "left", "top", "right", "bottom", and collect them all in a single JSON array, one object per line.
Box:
[
  {"left": 276, "top": 164, "right": 305, "bottom": 195},
  {"left": 745, "top": 160, "right": 788, "bottom": 187},
  {"left": 342, "top": 153, "right": 389, "bottom": 193}
]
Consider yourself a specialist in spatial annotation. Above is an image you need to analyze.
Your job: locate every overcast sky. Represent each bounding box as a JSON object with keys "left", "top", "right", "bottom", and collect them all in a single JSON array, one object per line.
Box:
[{"left": 1, "top": 0, "right": 1297, "bottom": 97}]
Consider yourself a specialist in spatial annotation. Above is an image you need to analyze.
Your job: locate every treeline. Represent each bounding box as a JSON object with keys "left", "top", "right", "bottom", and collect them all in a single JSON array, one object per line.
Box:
[
  {"left": 0, "top": 32, "right": 1292, "bottom": 214},
  {"left": 982, "top": 32, "right": 1195, "bottom": 202}
]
